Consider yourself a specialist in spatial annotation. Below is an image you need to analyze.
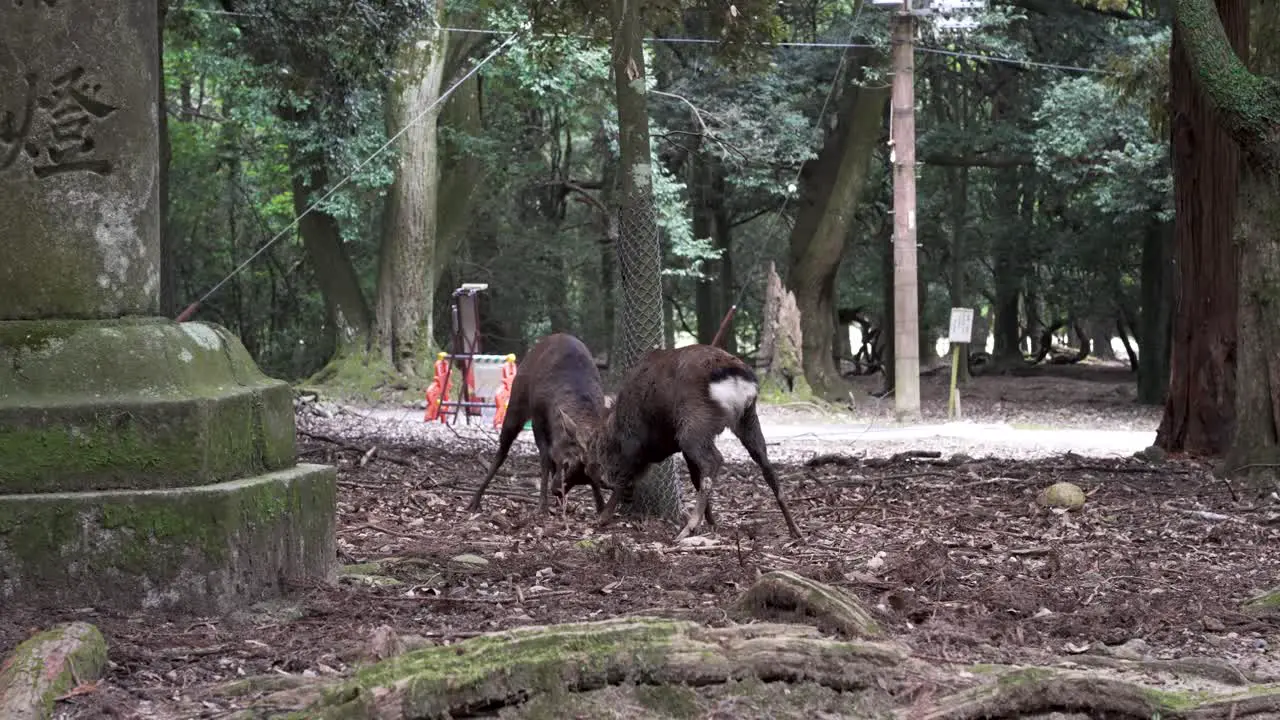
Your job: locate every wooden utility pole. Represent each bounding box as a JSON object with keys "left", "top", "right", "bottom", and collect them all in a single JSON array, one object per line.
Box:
[{"left": 890, "top": 3, "right": 922, "bottom": 422}]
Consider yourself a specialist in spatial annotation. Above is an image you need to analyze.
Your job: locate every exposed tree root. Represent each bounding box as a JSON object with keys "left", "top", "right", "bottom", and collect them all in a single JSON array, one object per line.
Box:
[
  {"left": 0, "top": 622, "right": 107, "bottom": 720},
  {"left": 209, "top": 565, "right": 1280, "bottom": 719},
  {"left": 214, "top": 613, "right": 1280, "bottom": 720},
  {"left": 732, "top": 569, "right": 882, "bottom": 639}
]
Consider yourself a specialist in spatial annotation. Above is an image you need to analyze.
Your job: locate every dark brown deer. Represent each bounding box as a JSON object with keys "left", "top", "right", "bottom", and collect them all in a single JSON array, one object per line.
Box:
[
  {"left": 590, "top": 344, "right": 802, "bottom": 542},
  {"left": 466, "top": 333, "right": 608, "bottom": 514}
]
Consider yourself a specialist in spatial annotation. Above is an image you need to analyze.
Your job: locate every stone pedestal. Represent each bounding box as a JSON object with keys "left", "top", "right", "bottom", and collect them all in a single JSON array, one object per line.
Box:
[{"left": 0, "top": 1, "right": 336, "bottom": 613}]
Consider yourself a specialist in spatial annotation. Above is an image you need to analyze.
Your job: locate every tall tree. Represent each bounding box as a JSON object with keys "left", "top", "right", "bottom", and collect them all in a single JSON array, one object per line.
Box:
[
  {"left": 1156, "top": 0, "right": 1248, "bottom": 455},
  {"left": 787, "top": 60, "right": 890, "bottom": 399},
  {"left": 608, "top": 0, "right": 680, "bottom": 520},
  {"left": 376, "top": 2, "right": 450, "bottom": 375},
  {"left": 1173, "top": 0, "right": 1278, "bottom": 490}
]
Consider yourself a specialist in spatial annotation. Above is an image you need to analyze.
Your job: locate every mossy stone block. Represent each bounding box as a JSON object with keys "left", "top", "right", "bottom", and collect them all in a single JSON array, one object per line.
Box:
[
  {"left": 0, "top": 464, "right": 337, "bottom": 613},
  {"left": 0, "top": 318, "right": 296, "bottom": 493}
]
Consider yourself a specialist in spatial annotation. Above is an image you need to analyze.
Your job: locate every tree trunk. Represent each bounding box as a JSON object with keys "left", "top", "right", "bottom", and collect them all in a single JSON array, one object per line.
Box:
[
  {"left": 991, "top": 176, "right": 1024, "bottom": 363},
  {"left": 1089, "top": 318, "right": 1116, "bottom": 361},
  {"left": 757, "top": 263, "right": 806, "bottom": 396},
  {"left": 948, "top": 166, "right": 971, "bottom": 383},
  {"left": 880, "top": 210, "right": 895, "bottom": 395},
  {"left": 787, "top": 77, "right": 890, "bottom": 400},
  {"left": 1225, "top": 168, "right": 1280, "bottom": 492},
  {"left": 432, "top": 35, "right": 485, "bottom": 292},
  {"left": 1156, "top": 0, "right": 1248, "bottom": 455},
  {"left": 609, "top": 0, "right": 680, "bottom": 521},
  {"left": 692, "top": 154, "right": 728, "bottom": 346},
  {"left": 375, "top": 12, "right": 449, "bottom": 375},
  {"left": 1138, "top": 218, "right": 1174, "bottom": 404},
  {"left": 158, "top": 0, "right": 175, "bottom": 318},
  {"left": 290, "top": 156, "right": 372, "bottom": 356}
]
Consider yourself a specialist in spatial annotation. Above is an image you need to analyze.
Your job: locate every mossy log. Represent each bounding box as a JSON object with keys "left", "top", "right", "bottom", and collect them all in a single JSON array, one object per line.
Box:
[
  {"left": 732, "top": 569, "right": 881, "bottom": 638},
  {"left": 914, "top": 667, "right": 1280, "bottom": 720},
  {"left": 217, "top": 614, "right": 1280, "bottom": 720},
  {"left": 0, "top": 622, "right": 107, "bottom": 720}
]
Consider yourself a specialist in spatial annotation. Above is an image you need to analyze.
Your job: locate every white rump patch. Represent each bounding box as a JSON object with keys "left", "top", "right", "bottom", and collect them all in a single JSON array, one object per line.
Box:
[{"left": 708, "top": 376, "right": 758, "bottom": 419}]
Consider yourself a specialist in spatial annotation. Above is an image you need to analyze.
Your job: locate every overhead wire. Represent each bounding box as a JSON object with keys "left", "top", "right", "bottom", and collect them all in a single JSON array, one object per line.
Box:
[
  {"left": 175, "top": 30, "right": 524, "bottom": 321},
  {"left": 175, "top": 7, "right": 1107, "bottom": 320}
]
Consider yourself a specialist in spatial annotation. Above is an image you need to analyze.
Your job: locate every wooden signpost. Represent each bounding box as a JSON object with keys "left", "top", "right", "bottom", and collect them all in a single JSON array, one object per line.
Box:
[{"left": 947, "top": 308, "right": 974, "bottom": 419}]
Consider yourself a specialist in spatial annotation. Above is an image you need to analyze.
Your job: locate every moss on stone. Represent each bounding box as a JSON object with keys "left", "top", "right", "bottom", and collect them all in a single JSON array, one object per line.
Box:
[
  {"left": 0, "top": 319, "right": 297, "bottom": 493},
  {"left": 0, "top": 465, "right": 336, "bottom": 613},
  {"left": 0, "top": 622, "right": 108, "bottom": 717}
]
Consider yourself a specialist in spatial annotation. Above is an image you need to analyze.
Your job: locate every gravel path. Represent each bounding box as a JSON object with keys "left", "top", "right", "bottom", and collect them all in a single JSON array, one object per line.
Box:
[{"left": 301, "top": 401, "right": 1157, "bottom": 465}]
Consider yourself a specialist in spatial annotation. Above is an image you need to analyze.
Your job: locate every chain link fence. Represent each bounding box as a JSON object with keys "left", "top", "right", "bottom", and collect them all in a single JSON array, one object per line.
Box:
[{"left": 613, "top": 186, "right": 683, "bottom": 524}]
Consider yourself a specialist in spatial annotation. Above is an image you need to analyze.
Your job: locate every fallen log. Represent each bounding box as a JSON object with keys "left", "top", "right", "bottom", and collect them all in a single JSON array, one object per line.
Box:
[{"left": 0, "top": 621, "right": 107, "bottom": 720}]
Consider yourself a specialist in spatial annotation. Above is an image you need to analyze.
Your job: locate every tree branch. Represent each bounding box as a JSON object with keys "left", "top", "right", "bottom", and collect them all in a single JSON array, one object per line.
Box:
[
  {"left": 562, "top": 182, "right": 619, "bottom": 245},
  {"left": 1174, "top": 0, "right": 1280, "bottom": 170}
]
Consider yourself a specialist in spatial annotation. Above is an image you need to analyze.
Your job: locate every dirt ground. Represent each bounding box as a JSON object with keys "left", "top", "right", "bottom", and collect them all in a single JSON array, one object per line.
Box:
[{"left": 4, "top": 367, "right": 1279, "bottom": 718}]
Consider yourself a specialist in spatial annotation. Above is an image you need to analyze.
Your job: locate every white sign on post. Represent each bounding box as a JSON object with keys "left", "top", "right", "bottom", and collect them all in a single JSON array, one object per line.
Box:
[{"left": 948, "top": 308, "right": 975, "bottom": 344}]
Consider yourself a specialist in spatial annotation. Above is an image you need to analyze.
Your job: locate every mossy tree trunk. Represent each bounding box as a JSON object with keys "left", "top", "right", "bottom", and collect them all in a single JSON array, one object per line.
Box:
[
  {"left": 787, "top": 66, "right": 890, "bottom": 400},
  {"left": 375, "top": 7, "right": 449, "bottom": 376},
  {"left": 1156, "top": 0, "right": 1248, "bottom": 454},
  {"left": 1174, "top": 0, "right": 1280, "bottom": 492}
]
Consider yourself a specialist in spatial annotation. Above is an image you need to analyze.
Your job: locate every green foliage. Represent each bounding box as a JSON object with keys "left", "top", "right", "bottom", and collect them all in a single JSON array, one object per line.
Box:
[{"left": 162, "top": 0, "right": 1179, "bottom": 383}]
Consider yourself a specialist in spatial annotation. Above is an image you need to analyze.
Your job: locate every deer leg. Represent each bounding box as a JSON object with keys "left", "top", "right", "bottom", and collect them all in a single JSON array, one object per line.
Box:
[
  {"left": 674, "top": 438, "right": 723, "bottom": 542},
  {"left": 681, "top": 451, "right": 716, "bottom": 527},
  {"left": 533, "top": 428, "right": 556, "bottom": 514},
  {"left": 467, "top": 410, "right": 526, "bottom": 512},
  {"left": 731, "top": 406, "right": 803, "bottom": 540}
]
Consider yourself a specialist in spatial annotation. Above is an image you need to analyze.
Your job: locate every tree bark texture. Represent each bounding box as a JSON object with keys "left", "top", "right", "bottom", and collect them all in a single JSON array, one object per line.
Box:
[
  {"left": 692, "top": 154, "right": 734, "bottom": 351},
  {"left": 290, "top": 153, "right": 372, "bottom": 355},
  {"left": 1138, "top": 218, "right": 1174, "bottom": 404},
  {"left": 609, "top": 0, "right": 680, "bottom": 522},
  {"left": 376, "top": 8, "right": 449, "bottom": 374},
  {"left": 787, "top": 75, "right": 890, "bottom": 400},
  {"left": 1156, "top": 0, "right": 1249, "bottom": 455},
  {"left": 158, "top": 0, "right": 175, "bottom": 317},
  {"left": 757, "top": 262, "right": 805, "bottom": 395},
  {"left": 1226, "top": 169, "right": 1280, "bottom": 491},
  {"left": 948, "top": 166, "right": 971, "bottom": 383}
]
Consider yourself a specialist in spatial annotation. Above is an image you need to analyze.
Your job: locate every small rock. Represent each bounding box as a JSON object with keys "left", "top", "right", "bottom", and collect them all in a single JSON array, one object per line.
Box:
[
  {"left": 1204, "top": 617, "right": 1227, "bottom": 632},
  {"left": 363, "top": 624, "right": 403, "bottom": 661},
  {"left": 1110, "top": 638, "right": 1150, "bottom": 660},
  {"left": 946, "top": 453, "right": 976, "bottom": 466},
  {"left": 1037, "top": 482, "right": 1086, "bottom": 511},
  {"left": 450, "top": 553, "right": 488, "bottom": 567}
]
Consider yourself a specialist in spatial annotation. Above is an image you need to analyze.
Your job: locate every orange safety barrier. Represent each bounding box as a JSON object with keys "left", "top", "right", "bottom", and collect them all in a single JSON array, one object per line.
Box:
[
  {"left": 492, "top": 354, "right": 518, "bottom": 428},
  {"left": 423, "top": 353, "right": 453, "bottom": 422}
]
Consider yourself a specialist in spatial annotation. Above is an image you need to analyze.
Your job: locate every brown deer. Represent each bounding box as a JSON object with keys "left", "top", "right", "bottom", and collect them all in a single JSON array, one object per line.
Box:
[
  {"left": 466, "top": 333, "right": 608, "bottom": 514},
  {"left": 588, "top": 343, "right": 803, "bottom": 542}
]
